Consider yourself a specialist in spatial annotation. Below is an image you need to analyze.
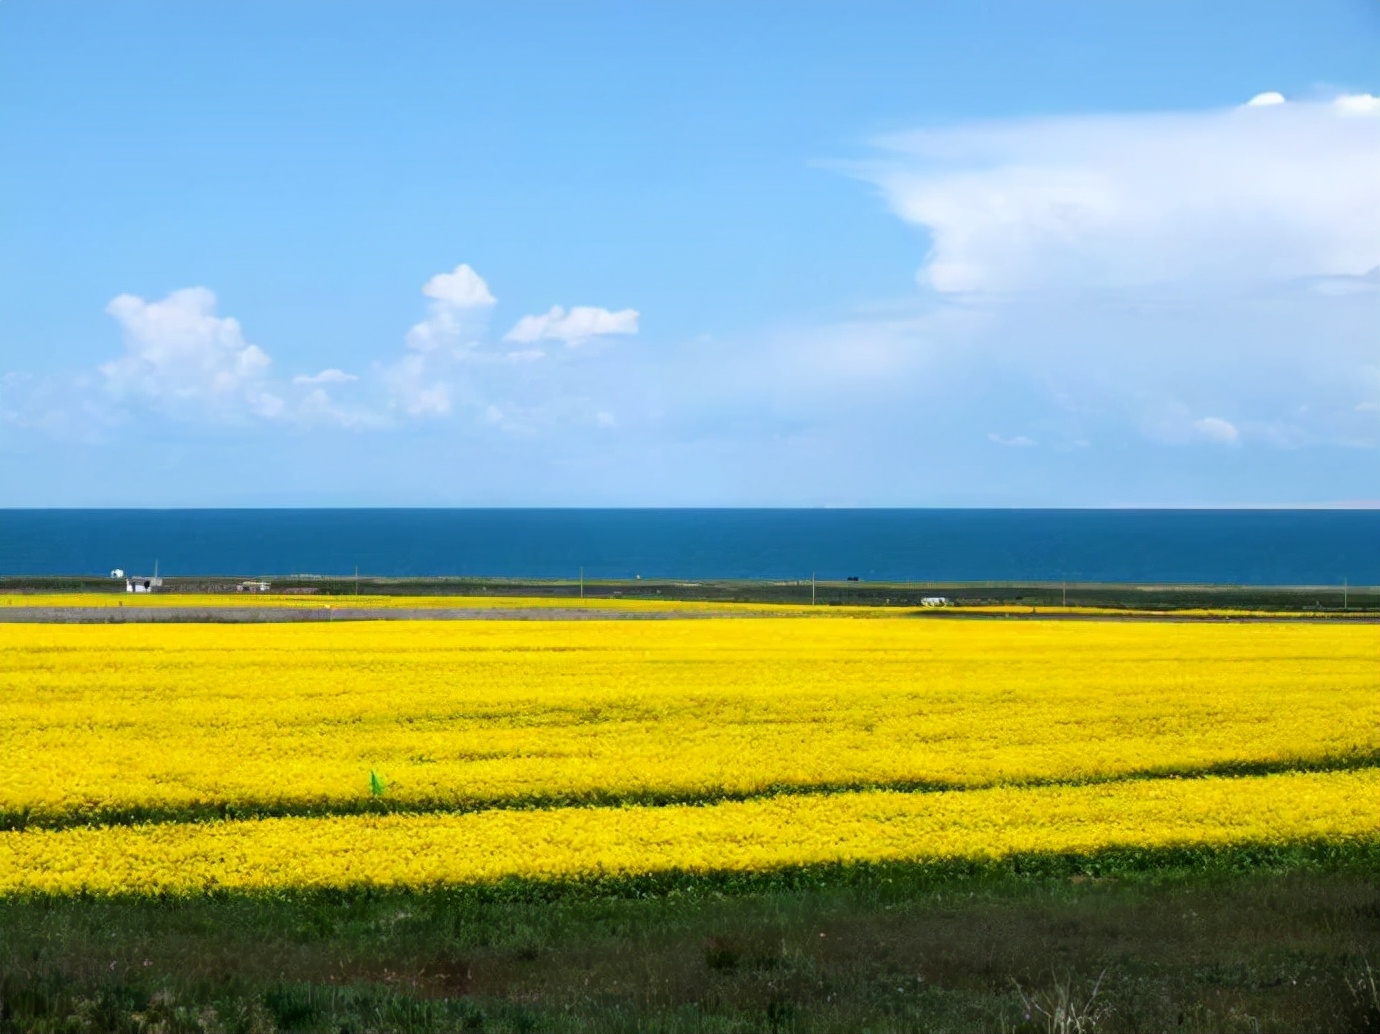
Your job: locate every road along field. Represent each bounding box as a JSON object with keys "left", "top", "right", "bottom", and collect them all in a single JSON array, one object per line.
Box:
[
  {"left": 1, "top": 617, "right": 1376, "bottom": 895},
  {"left": 4, "top": 590, "right": 1373, "bottom": 621}
]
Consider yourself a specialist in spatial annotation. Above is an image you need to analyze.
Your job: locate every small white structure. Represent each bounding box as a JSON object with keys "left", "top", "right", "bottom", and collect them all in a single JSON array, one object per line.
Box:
[
  {"left": 920, "top": 596, "right": 952, "bottom": 608},
  {"left": 110, "top": 568, "right": 125, "bottom": 579},
  {"left": 126, "top": 560, "right": 162, "bottom": 593},
  {"left": 236, "top": 580, "right": 271, "bottom": 593}
]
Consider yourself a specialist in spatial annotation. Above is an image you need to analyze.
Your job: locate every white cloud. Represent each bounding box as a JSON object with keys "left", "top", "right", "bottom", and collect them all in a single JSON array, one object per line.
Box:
[
  {"left": 293, "top": 368, "right": 357, "bottom": 386},
  {"left": 864, "top": 93, "right": 1380, "bottom": 293},
  {"left": 1246, "top": 91, "right": 1285, "bottom": 107},
  {"left": 406, "top": 263, "right": 496, "bottom": 353},
  {"left": 1307, "top": 267, "right": 1380, "bottom": 297},
  {"left": 1193, "top": 416, "right": 1240, "bottom": 444},
  {"left": 7, "top": 262, "right": 641, "bottom": 442},
  {"left": 384, "top": 353, "right": 450, "bottom": 416},
  {"left": 987, "top": 433, "right": 1036, "bottom": 447},
  {"left": 382, "top": 265, "right": 639, "bottom": 424},
  {"left": 421, "top": 263, "right": 497, "bottom": 309},
  {"left": 504, "top": 305, "right": 639, "bottom": 346},
  {"left": 101, "top": 287, "right": 283, "bottom": 418},
  {"left": 1335, "top": 93, "right": 1380, "bottom": 116}
]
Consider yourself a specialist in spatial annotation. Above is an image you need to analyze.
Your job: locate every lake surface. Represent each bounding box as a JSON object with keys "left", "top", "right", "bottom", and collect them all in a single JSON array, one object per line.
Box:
[{"left": 2, "top": 509, "right": 1376, "bottom": 585}]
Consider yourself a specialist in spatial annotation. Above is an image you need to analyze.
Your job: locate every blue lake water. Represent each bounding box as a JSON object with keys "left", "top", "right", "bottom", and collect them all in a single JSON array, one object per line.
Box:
[{"left": 1, "top": 509, "right": 1376, "bottom": 585}]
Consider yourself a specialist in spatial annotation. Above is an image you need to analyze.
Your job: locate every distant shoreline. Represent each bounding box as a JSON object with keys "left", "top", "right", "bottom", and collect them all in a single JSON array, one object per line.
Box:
[
  {"left": 2, "top": 575, "right": 1376, "bottom": 618},
  {"left": 6, "top": 509, "right": 1378, "bottom": 586},
  {"left": 3, "top": 606, "right": 1375, "bottom": 624}
]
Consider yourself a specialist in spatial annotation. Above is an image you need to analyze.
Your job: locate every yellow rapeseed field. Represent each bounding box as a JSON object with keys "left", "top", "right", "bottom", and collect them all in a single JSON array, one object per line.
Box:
[
  {"left": 1, "top": 769, "right": 1374, "bottom": 894},
  {"left": 1, "top": 616, "right": 1375, "bottom": 895},
  {"left": 4, "top": 619, "right": 1376, "bottom": 825}
]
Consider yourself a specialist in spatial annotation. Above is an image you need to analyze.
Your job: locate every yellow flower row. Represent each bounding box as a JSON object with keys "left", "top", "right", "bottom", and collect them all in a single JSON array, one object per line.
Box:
[
  {"left": 4, "top": 619, "right": 1375, "bottom": 823},
  {"left": 2, "top": 769, "right": 1373, "bottom": 895}
]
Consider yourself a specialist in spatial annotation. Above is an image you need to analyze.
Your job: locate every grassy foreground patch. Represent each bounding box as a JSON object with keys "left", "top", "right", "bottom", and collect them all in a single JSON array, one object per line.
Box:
[{"left": 3, "top": 845, "right": 1378, "bottom": 1033}]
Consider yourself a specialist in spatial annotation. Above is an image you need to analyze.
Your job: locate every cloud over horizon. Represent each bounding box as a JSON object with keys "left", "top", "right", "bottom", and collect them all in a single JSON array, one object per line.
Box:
[
  {"left": 3, "top": 93, "right": 1376, "bottom": 505},
  {"left": 100, "top": 288, "right": 283, "bottom": 420},
  {"left": 405, "top": 263, "right": 497, "bottom": 354},
  {"left": 863, "top": 93, "right": 1380, "bottom": 294},
  {"left": 0, "top": 262, "right": 646, "bottom": 435}
]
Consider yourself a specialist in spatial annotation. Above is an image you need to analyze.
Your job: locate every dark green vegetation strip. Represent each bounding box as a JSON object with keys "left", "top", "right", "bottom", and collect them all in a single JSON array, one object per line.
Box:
[
  {"left": 3, "top": 843, "right": 1377, "bottom": 1033},
  {"left": 5, "top": 751, "right": 1377, "bottom": 832},
  {"left": 5, "top": 605, "right": 1376, "bottom": 624},
  {"left": 5, "top": 573, "right": 1377, "bottom": 612},
  {"left": 0, "top": 606, "right": 728, "bottom": 624}
]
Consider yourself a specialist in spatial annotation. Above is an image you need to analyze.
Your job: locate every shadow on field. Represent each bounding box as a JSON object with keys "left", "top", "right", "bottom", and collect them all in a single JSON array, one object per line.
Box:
[{"left": 3, "top": 853, "right": 1379, "bottom": 1033}]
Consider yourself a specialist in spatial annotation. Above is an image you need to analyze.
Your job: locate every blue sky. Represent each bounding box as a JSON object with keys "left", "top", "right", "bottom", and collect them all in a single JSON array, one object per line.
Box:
[{"left": 2, "top": 1, "right": 1378, "bottom": 506}]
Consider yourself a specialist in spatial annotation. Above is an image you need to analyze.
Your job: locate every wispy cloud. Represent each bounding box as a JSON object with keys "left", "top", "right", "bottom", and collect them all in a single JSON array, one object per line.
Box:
[
  {"left": 292, "top": 368, "right": 358, "bottom": 386},
  {"left": 1192, "top": 417, "right": 1239, "bottom": 445},
  {"left": 988, "top": 433, "right": 1036, "bottom": 448},
  {"left": 505, "top": 305, "right": 639, "bottom": 346}
]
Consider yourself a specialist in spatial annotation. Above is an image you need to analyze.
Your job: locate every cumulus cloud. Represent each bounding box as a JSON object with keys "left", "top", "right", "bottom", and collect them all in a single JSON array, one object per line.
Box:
[
  {"left": 91, "top": 289, "right": 391, "bottom": 427},
  {"left": 863, "top": 93, "right": 1380, "bottom": 293},
  {"left": 406, "top": 263, "right": 496, "bottom": 353},
  {"left": 4, "top": 259, "right": 642, "bottom": 447},
  {"left": 504, "top": 305, "right": 639, "bottom": 346},
  {"left": 421, "top": 263, "right": 497, "bottom": 309},
  {"left": 101, "top": 287, "right": 284, "bottom": 418}
]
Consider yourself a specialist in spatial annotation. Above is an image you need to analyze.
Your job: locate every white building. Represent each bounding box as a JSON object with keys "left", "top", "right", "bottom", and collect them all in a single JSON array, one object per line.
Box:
[{"left": 920, "top": 596, "right": 951, "bottom": 608}]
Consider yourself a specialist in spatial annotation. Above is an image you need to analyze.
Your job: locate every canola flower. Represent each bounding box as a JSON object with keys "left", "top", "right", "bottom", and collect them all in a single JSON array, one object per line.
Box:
[
  {"left": 3, "top": 619, "right": 1376, "bottom": 825},
  {"left": 0, "top": 769, "right": 1373, "bottom": 895}
]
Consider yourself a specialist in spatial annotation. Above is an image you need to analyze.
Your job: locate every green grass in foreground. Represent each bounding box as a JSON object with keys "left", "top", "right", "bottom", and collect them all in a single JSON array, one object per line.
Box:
[{"left": 3, "top": 845, "right": 1378, "bottom": 1033}]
